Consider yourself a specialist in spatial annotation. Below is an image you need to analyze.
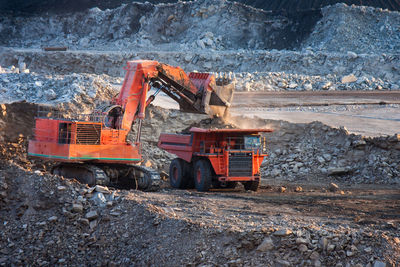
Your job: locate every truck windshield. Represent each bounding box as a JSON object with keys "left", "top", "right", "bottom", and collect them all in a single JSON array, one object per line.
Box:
[{"left": 244, "top": 136, "right": 261, "bottom": 150}]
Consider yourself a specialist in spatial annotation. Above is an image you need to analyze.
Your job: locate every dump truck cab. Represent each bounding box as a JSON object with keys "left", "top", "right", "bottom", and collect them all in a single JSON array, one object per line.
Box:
[{"left": 158, "top": 127, "right": 273, "bottom": 192}]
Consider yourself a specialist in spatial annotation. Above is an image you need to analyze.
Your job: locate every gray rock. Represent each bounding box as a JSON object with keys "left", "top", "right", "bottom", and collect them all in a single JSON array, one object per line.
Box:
[
  {"left": 329, "top": 182, "right": 340, "bottom": 192},
  {"left": 18, "top": 62, "right": 26, "bottom": 71},
  {"left": 184, "top": 55, "right": 192, "bottom": 63},
  {"left": 273, "top": 229, "right": 292, "bottom": 236},
  {"left": 322, "top": 154, "right": 332, "bottom": 161},
  {"left": 271, "top": 169, "right": 281, "bottom": 177},
  {"left": 310, "top": 251, "right": 319, "bottom": 260},
  {"left": 304, "top": 83, "right": 313, "bottom": 91},
  {"left": 317, "top": 156, "right": 325, "bottom": 164},
  {"left": 373, "top": 261, "right": 386, "bottom": 267},
  {"left": 346, "top": 250, "right": 354, "bottom": 257},
  {"left": 328, "top": 167, "right": 349, "bottom": 176},
  {"left": 327, "top": 244, "right": 335, "bottom": 252},
  {"left": 203, "top": 62, "right": 212, "bottom": 69},
  {"left": 85, "top": 210, "right": 98, "bottom": 220},
  {"left": 72, "top": 203, "right": 83, "bottom": 213},
  {"left": 48, "top": 216, "right": 58, "bottom": 222},
  {"left": 57, "top": 185, "right": 66, "bottom": 191},
  {"left": 341, "top": 74, "right": 357, "bottom": 83},
  {"left": 298, "top": 244, "right": 308, "bottom": 252},
  {"left": 352, "top": 139, "right": 366, "bottom": 148},
  {"left": 347, "top": 51, "right": 358, "bottom": 59},
  {"left": 322, "top": 81, "right": 332, "bottom": 90},
  {"left": 78, "top": 218, "right": 89, "bottom": 226},
  {"left": 95, "top": 185, "right": 110, "bottom": 194},
  {"left": 45, "top": 89, "right": 57, "bottom": 100},
  {"left": 320, "top": 237, "right": 328, "bottom": 251},
  {"left": 91, "top": 192, "right": 107, "bottom": 206},
  {"left": 256, "top": 237, "right": 274, "bottom": 251},
  {"left": 296, "top": 238, "right": 308, "bottom": 244},
  {"left": 275, "top": 259, "right": 290, "bottom": 266},
  {"left": 197, "top": 39, "right": 205, "bottom": 49}
]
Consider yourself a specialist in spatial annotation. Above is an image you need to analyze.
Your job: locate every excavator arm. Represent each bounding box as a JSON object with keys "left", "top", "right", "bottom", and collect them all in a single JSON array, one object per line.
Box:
[{"left": 111, "top": 60, "right": 234, "bottom": 136}]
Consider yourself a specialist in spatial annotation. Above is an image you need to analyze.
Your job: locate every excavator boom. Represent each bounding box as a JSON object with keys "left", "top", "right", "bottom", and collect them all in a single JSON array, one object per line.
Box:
[{"left": 115, "top": 60, "right": 233, "bottom": 131}]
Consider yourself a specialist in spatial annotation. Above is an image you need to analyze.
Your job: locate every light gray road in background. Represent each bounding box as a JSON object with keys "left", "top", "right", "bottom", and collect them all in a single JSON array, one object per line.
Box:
[{"left": 152, "top": 90, "right": 400, "bottom": 137}]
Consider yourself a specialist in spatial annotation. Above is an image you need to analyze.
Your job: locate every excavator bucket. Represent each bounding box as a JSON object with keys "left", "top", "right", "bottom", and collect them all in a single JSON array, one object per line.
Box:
[
  {"left": 155, "top": 63, "right": 234, "bottom": 117},
  {"left": 186, "top": 72, "right": 234, "bottom": 117},
  {"left": 209, "top": 75, "right": 235, "bottom": 117}
]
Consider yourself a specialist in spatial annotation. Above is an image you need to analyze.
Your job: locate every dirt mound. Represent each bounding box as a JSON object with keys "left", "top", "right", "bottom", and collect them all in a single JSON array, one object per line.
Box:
[
  {"left": 0, "top": 102, "right": 36, "bottom": 142},
  {"left": 181, "top": 117, "right": 236, "bottom": 133},
  {"left": 229, "top": 115, "right": 400, "bottom": 185}
]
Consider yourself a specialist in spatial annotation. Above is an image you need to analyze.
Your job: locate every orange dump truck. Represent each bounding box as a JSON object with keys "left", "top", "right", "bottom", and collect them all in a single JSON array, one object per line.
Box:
[{"left": 158, "top": 127, "right": 273, "bottom": 192}]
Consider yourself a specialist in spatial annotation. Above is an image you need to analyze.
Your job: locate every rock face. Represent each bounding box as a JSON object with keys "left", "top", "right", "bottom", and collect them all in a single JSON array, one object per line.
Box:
[
  {"left": 1, "top": 2, "right": 399, "bottom": 54},
  {"left": 0, "top": 0, "right": 318, "bottom": 51},
  {"left": 302, "top": 3, "right": 400, "bottom": 54}
]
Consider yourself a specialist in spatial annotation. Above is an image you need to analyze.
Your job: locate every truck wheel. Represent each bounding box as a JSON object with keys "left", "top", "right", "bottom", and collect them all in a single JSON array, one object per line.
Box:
[
  {"left": 182, "top": 161, "right": 195, "bottom": 189},
  {"left": 194, "top": 159, "right": 212, "bottom": 192},
  {"left": 169, "top": 158, "right": 185, "bottom": 189},
  {"left": 243, "top": 179, "right": 260, "bottom": 191}
]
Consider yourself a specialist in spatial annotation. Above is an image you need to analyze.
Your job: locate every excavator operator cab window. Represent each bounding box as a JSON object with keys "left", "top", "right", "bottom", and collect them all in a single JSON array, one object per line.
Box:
[
  {"left": 58, "top": 123, "right": 72, "bottom": 144},
  {"left": 105, "top": 106, "right": 122, "bottom": 129}
]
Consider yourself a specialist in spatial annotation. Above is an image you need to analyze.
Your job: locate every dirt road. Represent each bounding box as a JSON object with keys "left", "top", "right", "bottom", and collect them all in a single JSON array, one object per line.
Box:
[
  {"left": 153, "top": 90, "right": 400, "bottom": 136},
  {"left": 233, "top": 91, "right": 400, "bottom": 107},
  {"left": 146, "top": 183, "right": 400, "bottom": 230}
]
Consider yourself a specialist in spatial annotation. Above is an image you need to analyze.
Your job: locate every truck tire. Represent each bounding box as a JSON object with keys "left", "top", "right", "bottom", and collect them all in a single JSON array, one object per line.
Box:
[
  {"left": 243, "top": 179, "right": 260, "bottom": 192},
  {"left": 194, "top": 159, "right": 212, "bottom": 192},
  {"left": 169, "top": 158, "right": 186, "bottom": 189},
  {"left": 182, "top": 161, "right": 195, "bottom": 189}
]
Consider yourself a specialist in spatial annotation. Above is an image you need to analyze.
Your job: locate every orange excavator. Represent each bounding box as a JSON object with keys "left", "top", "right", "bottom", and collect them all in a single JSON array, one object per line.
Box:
[{"left": 28, "top": 60, "right": 234, "bottom": 189}]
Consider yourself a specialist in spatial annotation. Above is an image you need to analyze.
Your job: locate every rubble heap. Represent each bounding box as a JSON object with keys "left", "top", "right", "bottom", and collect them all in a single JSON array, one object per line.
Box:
[{"left": 228, "top": 116, "right": 400, "bottom": 185}]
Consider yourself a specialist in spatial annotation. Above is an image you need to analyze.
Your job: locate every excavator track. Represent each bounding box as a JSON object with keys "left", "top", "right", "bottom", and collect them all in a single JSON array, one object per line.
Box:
[
  {"left": 52, "top": 163, "right": 160, "bottom": 191},
  {"left": 128, "top": 164, "right": 161, "bottom": 191}
]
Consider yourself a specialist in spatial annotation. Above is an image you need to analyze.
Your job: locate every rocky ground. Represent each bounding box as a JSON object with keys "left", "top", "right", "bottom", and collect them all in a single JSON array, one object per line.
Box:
[
  {"left": 1, "top": 159, "right": 399, "bottom": 266},
  {"left": 0, "top": 0, "right": 399, "bottom": 266}
]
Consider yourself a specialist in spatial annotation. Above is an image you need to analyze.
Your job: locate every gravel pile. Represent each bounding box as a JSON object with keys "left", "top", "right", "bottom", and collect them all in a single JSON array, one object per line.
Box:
[
  {"left": 0, "top": 65, "right": 117, "bottom": 105},
  {"left": 2, "top": 50, "right": 399, "bottom": 92},
  {"left": 227, "top": 116, "right": 400, "bottom": 185}
]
